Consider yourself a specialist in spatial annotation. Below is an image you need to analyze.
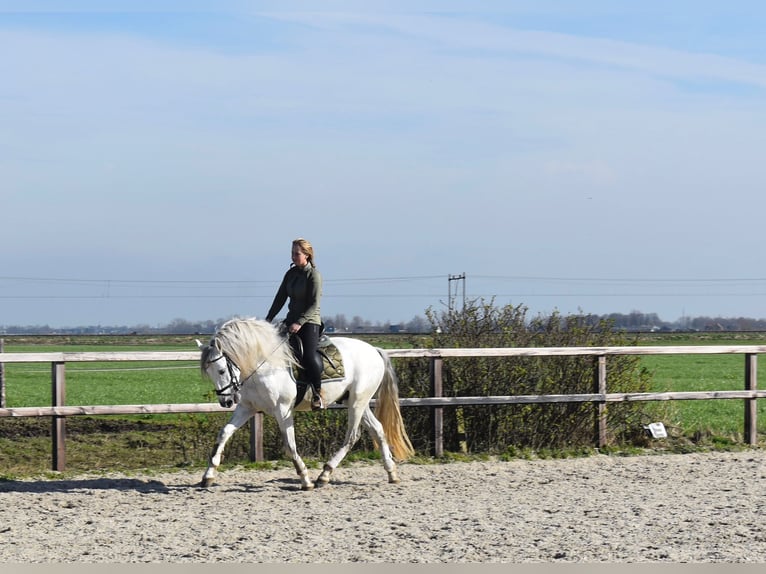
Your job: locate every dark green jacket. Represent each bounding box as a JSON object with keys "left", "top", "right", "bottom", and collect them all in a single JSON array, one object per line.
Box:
[{"left": 265, "top": 264, "right": 322, "bottom": 326}]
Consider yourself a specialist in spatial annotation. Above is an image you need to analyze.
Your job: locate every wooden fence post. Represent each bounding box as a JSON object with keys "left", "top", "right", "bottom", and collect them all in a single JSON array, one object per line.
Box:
[
  {"left": 744, "top": 353, "right": 757, "bottom": 445},
  {"left": 430, "top": 357, "right": 444, "bottom": 457},
  {"left": 0, "top": 338, "right": 5, "bottom": 408},
  {"left": 249, "top": 413, "right": 264, "bottom": 462},
  {"left": 52, "top": 361, "right": 66, "bottom": 472},
  {"left": 595, "top": 355, "right": 607, "bottom": 448}
]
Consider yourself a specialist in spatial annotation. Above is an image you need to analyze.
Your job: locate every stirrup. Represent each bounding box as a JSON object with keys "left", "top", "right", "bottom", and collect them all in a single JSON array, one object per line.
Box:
[{"left": 311, "top": 390, "right": 325, "bottom": 411}]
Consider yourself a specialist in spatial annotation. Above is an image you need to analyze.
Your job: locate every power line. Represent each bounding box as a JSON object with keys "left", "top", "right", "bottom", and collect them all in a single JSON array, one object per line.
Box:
[
  {"left": 0, "top": 274, "right": 445, "bottom": 285},
  {"left": 4, "top": 274, "right": 766, "bottom": 302},
  {"left": 5, "top": 273, "right": 766, "bottom": 286},
  {"left": 472, "top": 275, "right": 766, "bottom": 283}
]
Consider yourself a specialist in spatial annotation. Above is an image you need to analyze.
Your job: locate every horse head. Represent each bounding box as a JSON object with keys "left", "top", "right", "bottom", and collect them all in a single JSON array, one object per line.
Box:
[{"left": 198, "top": 338, "right": 242, "bottom": 408}]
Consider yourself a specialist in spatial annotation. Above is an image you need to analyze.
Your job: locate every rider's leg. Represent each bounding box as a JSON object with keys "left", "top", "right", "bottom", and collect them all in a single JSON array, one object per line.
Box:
[{"left": 298, "top": 323, "right": 324, "bottom": 408}]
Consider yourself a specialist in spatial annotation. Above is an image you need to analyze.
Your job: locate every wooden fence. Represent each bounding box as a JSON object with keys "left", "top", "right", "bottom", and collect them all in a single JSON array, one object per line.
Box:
[{"left": 1, "top": 345, "right": 765, "bottom": 471}]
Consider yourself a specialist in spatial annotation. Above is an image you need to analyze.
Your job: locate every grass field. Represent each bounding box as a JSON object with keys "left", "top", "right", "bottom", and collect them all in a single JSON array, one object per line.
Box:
[
  {"left": 635, "top": 332, "right": 766, "bottom": 439},
  {"left": 1, "top": 331, "right": 765, "bottom": 476}
]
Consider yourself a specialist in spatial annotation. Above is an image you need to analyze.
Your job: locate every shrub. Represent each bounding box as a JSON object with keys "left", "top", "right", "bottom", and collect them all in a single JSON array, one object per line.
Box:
[{"left": 393, "top": 298, "right": 655, "bottom": 454}]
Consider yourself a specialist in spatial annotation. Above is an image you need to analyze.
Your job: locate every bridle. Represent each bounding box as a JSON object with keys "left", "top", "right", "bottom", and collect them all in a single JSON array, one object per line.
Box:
[
  {"left": 203, "top": 334, "right": 290, "bottom": 403},
  {"left": 205, "top": 352, "right": 242, "bottom": 400}
]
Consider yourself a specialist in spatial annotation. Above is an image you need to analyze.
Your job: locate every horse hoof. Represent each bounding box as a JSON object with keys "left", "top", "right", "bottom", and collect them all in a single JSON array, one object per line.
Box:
[
  {"left": 317, "top": 464, "right": 333, "bottom": 484},
  {"left": 199, "top": 478, "right": 215, "bottom": 488},
  {"left": 388, "top": 473, "right": 401, "bottom": 484},
  {"left": 301, "top": 482, "right": 315, "bottom": 491}
]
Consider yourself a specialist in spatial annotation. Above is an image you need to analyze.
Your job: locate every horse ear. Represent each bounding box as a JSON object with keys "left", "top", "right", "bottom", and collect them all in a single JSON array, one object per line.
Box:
[{"left": 195, "top": 339, "right": 204, "bottom": 349}]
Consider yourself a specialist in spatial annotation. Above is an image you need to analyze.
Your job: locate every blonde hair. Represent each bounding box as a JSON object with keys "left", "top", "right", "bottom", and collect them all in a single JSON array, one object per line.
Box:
[{"left": 292, "top": 238, "right": 315, "bottom": 265}]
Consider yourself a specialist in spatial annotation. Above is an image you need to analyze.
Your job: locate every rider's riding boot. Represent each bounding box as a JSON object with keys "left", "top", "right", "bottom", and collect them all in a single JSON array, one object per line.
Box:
[{"left": 311, "top": 387, "right": 325, "bottom": 410}]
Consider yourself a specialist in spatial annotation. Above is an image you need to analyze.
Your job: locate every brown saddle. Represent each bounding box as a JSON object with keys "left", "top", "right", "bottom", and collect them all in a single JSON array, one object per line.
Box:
[
  {"left": 289, "top": 336, "right": 345, "bottom": 383},
  {"left": 288, "top": 336, "right": 346, "bottom": 408}
]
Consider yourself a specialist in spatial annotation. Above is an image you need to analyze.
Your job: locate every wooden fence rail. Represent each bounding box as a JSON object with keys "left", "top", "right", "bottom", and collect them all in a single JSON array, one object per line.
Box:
[{"left": 1, "top": 345, "right": 764, "bottom": 471}]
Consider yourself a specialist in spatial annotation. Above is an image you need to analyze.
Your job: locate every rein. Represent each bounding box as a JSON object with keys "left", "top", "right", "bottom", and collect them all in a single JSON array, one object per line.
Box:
[
  {"left": 206, "top": 334, "right": 290, "bottom": 401},
  {"left": 254, "top": 336, "right": 290, "bottom": 373}
]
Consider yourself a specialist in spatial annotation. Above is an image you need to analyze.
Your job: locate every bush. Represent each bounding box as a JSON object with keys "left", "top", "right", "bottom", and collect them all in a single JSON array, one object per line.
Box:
[{"left": 393, "top": 299, "right": 655, "bottom": 454}]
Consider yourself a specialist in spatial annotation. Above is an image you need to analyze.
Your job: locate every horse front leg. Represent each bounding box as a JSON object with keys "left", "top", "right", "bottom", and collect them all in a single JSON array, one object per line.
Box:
[
  {"left": 277, "top": 414, "right": 314, "bottom": 491},
  {"left": 200, "top": 407, "right": 252, "bottom": 488}
]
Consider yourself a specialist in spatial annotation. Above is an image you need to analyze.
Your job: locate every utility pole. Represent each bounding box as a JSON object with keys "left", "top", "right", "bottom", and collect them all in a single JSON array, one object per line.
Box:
[
  {"left": 446, "top": 275, "right": 468, "bottom": 454},
  {"left": 448, "top": 273, "right": 466, "bottom": 313}
]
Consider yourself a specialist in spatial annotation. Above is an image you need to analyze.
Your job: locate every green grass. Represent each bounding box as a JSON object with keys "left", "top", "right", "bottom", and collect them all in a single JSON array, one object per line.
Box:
[
  {"left": 637, "top": 333, "right": 766, "bottom": 439},
  {"left": 2, "top": 332, "right": 766, "bottom": 477},
  {"left": 0, "top": 336, "right": 220, "bottom": 475},
  {"left": 6, "top": 333, "right": 764, "bottom": 425},
  {"left": 1, "top": 333, "right": 415, "bottom": 409},
  {"left": 3, "top": 337, "right": 208, "bottom": 408},
  {"left": 5, "top": 360, "right": 209, "bottom": 408},
  {"left": 640, "top": 353, "right": 763, "bottom": 435}
]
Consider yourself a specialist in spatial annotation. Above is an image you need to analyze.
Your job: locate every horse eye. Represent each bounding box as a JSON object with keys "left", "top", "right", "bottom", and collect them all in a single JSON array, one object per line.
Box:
[{"left": 218, "top": 369, "right": 226, "bottom": 375}]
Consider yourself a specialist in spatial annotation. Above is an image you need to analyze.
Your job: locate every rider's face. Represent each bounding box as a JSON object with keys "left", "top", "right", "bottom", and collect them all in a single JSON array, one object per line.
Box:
[{"left": 291, "top": 245, "right": 308, "bottom": 267}]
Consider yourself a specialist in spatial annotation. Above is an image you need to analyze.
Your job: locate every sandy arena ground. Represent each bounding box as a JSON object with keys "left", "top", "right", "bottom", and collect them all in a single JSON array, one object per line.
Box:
[{"left": 1, "top": 450, "right": 765, "bottom": 563}]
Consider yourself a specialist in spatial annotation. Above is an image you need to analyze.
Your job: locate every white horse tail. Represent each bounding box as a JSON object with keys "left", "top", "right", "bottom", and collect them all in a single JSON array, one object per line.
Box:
[{"left": 374, "top": 349, "right": 415, "bottom": 461}]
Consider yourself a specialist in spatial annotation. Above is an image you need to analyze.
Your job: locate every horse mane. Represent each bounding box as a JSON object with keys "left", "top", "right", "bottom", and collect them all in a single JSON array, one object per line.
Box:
[{"left": 211, "top": 317, "right": 296, "bottom": 376}]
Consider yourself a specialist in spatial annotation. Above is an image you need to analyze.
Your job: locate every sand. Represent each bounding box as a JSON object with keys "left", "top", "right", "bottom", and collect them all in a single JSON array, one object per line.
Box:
[{"left": 1, "top": 450, "right": 765, "bottom": 563}]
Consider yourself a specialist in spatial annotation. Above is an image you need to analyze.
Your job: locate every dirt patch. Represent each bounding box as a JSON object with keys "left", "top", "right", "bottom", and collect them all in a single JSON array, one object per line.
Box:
[{"left": 0, "top": 417, "right": 173, "bottom": 440}]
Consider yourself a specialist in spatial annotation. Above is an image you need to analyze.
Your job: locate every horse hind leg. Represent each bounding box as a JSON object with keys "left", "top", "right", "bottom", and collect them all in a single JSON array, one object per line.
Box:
[
  {"left": 316, "top": 424, "right": 363, "bottom": 486},
  {"left": 316, "top": 406, "right": 366, "bottom": 485},
  {"left": 286, "top": 447, "right": 315, "bottom": 491},
  {"left": 317, "top": 407, "right": 400, "bottom": 485},
  {"left": 361, "top": 407, "right": 401, "bottom": 483}
]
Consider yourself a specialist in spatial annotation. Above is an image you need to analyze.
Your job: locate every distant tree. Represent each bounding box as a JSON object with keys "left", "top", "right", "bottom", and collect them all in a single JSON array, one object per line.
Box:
[
  {"left": 325, "top": 314, "right": 349, "bottom": 331},
  {"left": 165, "top": 319, "right": 195, "bottom": 334},
  {"left": 405, "top": 315, "right": 429, "bottom": 333}
]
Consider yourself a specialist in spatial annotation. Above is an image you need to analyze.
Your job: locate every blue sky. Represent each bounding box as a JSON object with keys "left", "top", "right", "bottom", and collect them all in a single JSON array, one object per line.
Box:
[{"left": 3, "top": 1, "right": 766, "bottom": 328}]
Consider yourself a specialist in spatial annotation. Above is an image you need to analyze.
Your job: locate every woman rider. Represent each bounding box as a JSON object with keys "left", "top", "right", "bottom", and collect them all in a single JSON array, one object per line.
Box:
[{"left": 265, "top": 238, "right": 325, "bottom": 410}]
